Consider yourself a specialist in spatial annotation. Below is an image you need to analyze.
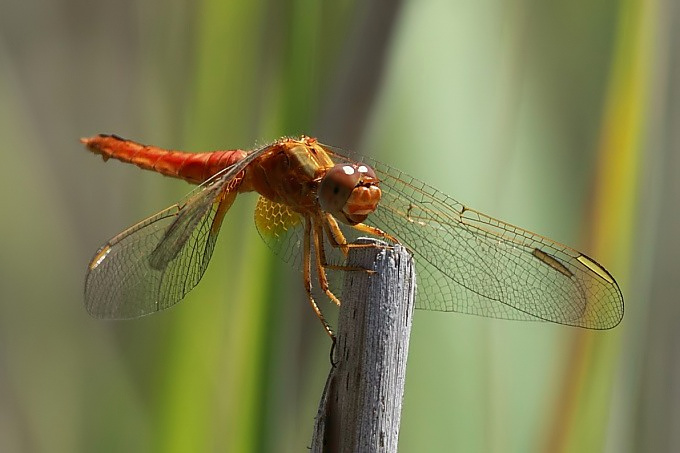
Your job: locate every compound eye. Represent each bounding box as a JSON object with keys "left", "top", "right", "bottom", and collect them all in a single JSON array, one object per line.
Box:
[
  {"left": 356, "top": 164, "right": 377, "bottom": 180},
  {"left": 318, "top": 164, "right": 361, "bottom": 215}
]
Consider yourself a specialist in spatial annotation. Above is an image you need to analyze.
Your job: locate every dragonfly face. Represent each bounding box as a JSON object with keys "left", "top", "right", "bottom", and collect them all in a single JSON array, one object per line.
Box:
[{"left": 317, "top": 163, "right": 382, "bottom": 225}]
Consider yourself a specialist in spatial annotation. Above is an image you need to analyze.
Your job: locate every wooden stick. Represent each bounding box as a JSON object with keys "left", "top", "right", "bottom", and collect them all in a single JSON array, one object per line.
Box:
[{"left": 311, "top": 238, "right": 416, "bottom": 452}]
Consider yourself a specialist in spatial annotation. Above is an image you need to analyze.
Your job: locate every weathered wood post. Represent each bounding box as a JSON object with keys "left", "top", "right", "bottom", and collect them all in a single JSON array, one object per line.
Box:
[{"left": 312, "top": 238, "right": 416, "bottom": 452}]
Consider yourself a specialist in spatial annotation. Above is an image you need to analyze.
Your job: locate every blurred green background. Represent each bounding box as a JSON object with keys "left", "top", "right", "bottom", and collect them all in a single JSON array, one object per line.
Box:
[{"left": 0, "top": 0, "right": 672, "bottom": 451}]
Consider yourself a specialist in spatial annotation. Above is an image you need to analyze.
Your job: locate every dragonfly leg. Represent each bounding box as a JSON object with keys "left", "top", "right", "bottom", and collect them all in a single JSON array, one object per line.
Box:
[
  {"left": 312, "top": 218, "right": 343, "bottom": 307},
  {"left": 321, "top": 214, "right": 375, "bottom": 273},
  {"left": 325, "top": 213, "right": 398, "bottom": 250},
  {"left": 303, "top": 217, "right": 334, "bottom": 338},
  {"left": 323, "top": 214, "right": 350, "bottom": 256},
  {"left": 351, "top": 222, "right": 400, "bottom": 244}
]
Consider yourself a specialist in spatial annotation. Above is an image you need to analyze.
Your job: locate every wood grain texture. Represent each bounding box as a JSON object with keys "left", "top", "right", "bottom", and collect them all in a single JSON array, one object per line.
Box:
[{"left": 312, "top": 238, "right": 416, "bottom": 452}]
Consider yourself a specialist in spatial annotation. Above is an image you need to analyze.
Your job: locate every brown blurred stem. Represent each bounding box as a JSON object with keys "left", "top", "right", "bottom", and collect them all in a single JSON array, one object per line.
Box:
[{"left": 317, "top": 0, "right": 405, "bottom": 148}]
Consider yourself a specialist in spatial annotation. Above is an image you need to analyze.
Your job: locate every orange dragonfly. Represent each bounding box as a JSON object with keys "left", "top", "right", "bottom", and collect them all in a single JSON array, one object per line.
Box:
[{"left": 82, "top": 134, "right": 624, "bottom": 336}]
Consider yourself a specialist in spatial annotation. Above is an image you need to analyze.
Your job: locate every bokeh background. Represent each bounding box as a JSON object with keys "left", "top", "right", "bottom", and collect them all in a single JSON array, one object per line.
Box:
[{"left": 0, "top": 0, "right": 675, "bottom": 451}]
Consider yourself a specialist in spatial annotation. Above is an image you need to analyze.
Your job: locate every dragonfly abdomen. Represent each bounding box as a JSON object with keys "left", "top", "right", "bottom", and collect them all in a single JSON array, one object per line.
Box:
[{"left": 81, "top": 134, "right": 247, "bottom": 184}]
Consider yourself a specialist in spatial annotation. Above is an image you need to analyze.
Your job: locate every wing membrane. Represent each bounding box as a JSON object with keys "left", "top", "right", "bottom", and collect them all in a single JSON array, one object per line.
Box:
[
  {"left": 367, "top": 158, "right": 623, "bottom": 329},
  {"left": 321, "top": 145, "right": 623, "bottom": 329},
  {"left": 253, "top": 196, "right": 304, "bottom": 268},
  {"left": 84, "top": 149, "right": 263, "bottom": 319}
]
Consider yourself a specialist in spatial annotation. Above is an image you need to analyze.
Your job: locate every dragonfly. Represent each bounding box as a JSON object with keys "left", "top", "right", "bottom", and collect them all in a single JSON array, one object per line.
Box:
[{"left": 82, "top": 134, "right": 624, "bottom": 336}]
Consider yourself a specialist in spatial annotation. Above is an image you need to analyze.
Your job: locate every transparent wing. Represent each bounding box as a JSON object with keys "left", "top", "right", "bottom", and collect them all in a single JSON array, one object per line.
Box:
[
  {"left": 84, "top": 150, "right": 263, "bottom": 319},
  {"left": 321, "top": 147, "right": 624, "bottom": 329},
  {"left": 367, "top": 159, "right": 623, "bottom": 329},
  {"left": 253, "top": 196, "right": 305, "bottom": 268}
]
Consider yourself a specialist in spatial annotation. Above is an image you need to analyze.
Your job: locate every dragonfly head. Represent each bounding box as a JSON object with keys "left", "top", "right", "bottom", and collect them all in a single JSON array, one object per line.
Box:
[{"left": 318, "top": 163, "right": 381, "bottom": 225}]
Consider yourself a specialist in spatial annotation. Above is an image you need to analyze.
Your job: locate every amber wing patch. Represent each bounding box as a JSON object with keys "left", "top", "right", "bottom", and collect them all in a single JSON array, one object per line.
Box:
[{"left": 254, "top": 196, "right": 302, "bottom": 238}]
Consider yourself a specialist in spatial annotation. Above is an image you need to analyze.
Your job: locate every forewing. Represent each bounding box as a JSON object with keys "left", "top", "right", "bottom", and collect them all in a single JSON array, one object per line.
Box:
[
  {"left": 366, "top": 159, "right": 624, "bottom": 329},
  {"left": 321, "top": 145, "right": 623, "bottom": 329},
  {"left": 85, "top": 149, "right": 263, "bottom": 319}
]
